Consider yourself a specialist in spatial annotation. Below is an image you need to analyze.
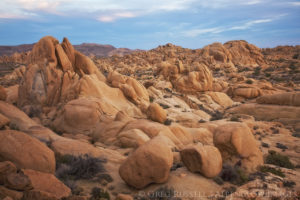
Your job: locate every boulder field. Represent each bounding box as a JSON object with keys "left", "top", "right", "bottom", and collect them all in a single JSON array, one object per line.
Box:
[{"left": 0, "top": 36, "right": 299, "bottom": 199}]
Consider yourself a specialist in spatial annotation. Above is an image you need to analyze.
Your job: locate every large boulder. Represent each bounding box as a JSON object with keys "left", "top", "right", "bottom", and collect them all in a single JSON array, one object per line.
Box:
[
  {"left": 146, "top": 103, "right": 167, "bottom": 123},
  {"left": 0, "top": 130, "right": 56, "bottom": 174},
  {"left": 205, "top": 92, "right": 234, "bottom": 108},
  {"left": 0, "top": 161, "right": 17, "bottom": 185},
  {"left": 157, "top": 61, "right": 214, "bottom": 93},
  {"left": 213, "top": 122, "right": 263, "bottom": 171},
  {"left": 227, "top": 85, "right": 262, "bottom": 99},
  {"left": 0, "top": 185, "right": 23, "bottom": 200},
  {"left": 0, "top": 113, "right": 10, "bottom": 129},
  {"left": 180, "top": 144, "right": 222, "bottom": 178},
  {"left": 228, "top": 103, "right": 300, "bottom": 129},
  {"left": 256, "top": 92, "right": 300, "bottom": 106},
  {"left": 0, "top": 86, "right": 7, "bottom": 101},
  {"left": 22, "top": 169, "right": 71, "bottom": 199},
  {"left": 119, "top": 136, "right": 173, "bottom": 189},
  {"left": 224, "top": 40, "right": 265, "bottom": 67},
  {"left": 118, "top": 129, "right": 150, "bottom": 148},
  {"left": 173, "top": 65, "right": 213, "bottom": 93},
  {"left": 107, "top": 71, "right": 149, "bottom": 109}
]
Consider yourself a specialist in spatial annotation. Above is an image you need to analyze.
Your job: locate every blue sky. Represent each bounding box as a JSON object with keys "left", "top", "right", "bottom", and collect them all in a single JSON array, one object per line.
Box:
[{"left": 0, "top": 0, "right": 299, "bottom": 49}]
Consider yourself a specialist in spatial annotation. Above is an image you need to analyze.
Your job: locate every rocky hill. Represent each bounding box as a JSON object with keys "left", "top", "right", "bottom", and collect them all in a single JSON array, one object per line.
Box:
[{"left": 0, "top": 36, "right": 299, "bottom": 200}]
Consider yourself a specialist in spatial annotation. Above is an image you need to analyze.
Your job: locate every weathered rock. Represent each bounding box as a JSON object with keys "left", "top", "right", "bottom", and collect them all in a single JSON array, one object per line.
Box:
[
  {"left": 22, "top": 169, "right": 71, "bottom": 199},
  {"left": 0, "top": 161, "right": 17, "bottom": 185},
  {"left": 5, "top": 85, "right": 18, "bottom": 104},
  {"left": 256, "top": 92, "right": 300, "bottom": 106},
  {"left": 55, "top": 44, "right": 72, "bottom": 72},
  {"left": 50, "top": 137, "right": 125, "bottom": 163},
  {"left": 213, "top": 122, "right": 263, "bottom": 171},
  {"left": 0, "top": 101, "right": 37, "bottom": 131},
  {"left": 0, "top": 130, "right": 56, "bottom": 174},
  {"left": 0, "top": 113, "right": 10, "bottom": 128},
  {"left": 61, "top": 37, "right": 75, "bottom": 66},
  {"left": 147, "top": 103, "right": 167, "bottom": 123},
  {"left": 227, "top": 85, "right": 262, "bottom": 99},
  {"left": 74, "top": 51, "right": 106, "bottom": 82},
  {"left": 0, "top": 185, "right": 23, "bottom": 200},
  {"left": 224, "top": 40, "right": 265, "bottom": 67},
  {"left": 22, "top": 190, "right": 58, "bottom": 200},
  {"left": 18, "top": 36, "right": 108, "bottom": 109},
  {"left": 169, "top": 125, "right": 194, "bottom": 145},
  {"left": 118, "top": 129, "right": 150, "bottom": 148},
  {"left": 108, "top": 71, "right": 149, "bottom": 108},
  {"left": 116, "top": 194, "right": 133, "bottom": 200},
  {"left": 0, "top": 86, "right": 7, "bottom": 101},
  {"left": 180, "top": 144, "right": 222, "bottom": 178},
  {"left": 228, "top": 103, "right": 300, "bottom": 129},
  {"left": 206, "top": 92, "right": 234, "bottom": 108},
  {"left": 174, "top": 66, "right": 213, "bottom": 93},
  {"left": 119, "top": 136, "right": 173, "bottom": 189},
  {"left": 4, "top": 172, "right": 32, "bottom": 191}
]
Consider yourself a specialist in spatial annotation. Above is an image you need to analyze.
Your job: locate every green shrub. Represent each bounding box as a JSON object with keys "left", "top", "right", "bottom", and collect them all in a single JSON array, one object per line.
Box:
[
  {"left": 219, "top": 164, "right": 249, "bottom": 186},
  {"left": 56, "top": 154, "right": 107, "bottom": 180},
  {"left": 230, "top": 116, "right": 240, "bottom": 122},
  {"left": 266, "top": 150, "right": 294, "bottom": 169},
  {"left": 259, "top": 166, "right": 285, "bottom": 177},
  {"left": 245, "top": 79, "right": 253, "bottom": 84},
  {"left": 90, "top": 187, "right": 110, "bottom": 200}
]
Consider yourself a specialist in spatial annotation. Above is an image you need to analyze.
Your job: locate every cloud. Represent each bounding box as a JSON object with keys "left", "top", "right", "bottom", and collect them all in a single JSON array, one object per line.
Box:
[
  {"left": 0, "top": 0, "right": 269, "bottom": 21},
  {"left": 230, "top": 19, "right": 273, "bottom": 30},
  {"left": 97, "top": 11, "right": 137, "bottom": 22},
  {"left": 182, "top": 18, "right": 275, "bottom": 37},
  {"left": 182, "top": 27, "right": 223, "bottom": 37},
  {"left": 287, "top": 1, "right": 300, "bottom": 6}
]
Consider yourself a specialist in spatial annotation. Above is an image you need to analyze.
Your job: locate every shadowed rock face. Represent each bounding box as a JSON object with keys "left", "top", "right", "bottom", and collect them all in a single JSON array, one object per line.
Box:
[{"left": 0, "top": 36, "right": 299, "bottom": 199}]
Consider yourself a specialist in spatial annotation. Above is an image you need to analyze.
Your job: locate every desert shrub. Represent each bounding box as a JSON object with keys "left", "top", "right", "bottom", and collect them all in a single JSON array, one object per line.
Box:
[
  {"left": 164, "top": 119, "right": 172, "bottom": 126},
  {"left": 266, "top": 150, "right": 294, "bottom": 169},
  {"left": 210, "top": 111, "right": 224, "bottom": 121},
  {"left": 245, "top": 79, "right": 253, "bottom": 84},
  {"left": 289, "top": 64, "right": 297, "bottom": 71},
  {"left": 292, "top": 133, "right": 300, "bottom": 138},
  {"left": 261, "top": 142, "right": 270, "bottom": 148},
  {"left": 259, "top": 166, "right": 285, "bottom": 177},
  {"left": 170, "top": 163, "right": 184, "bottom": 171},
  {"left": 252, "top": 67, "right": 261, "bottom": 76},
  {"left": 63, "top": 180, "right": 83, "bottom": 195},
  {"left": 159, "top": 103, "right": 170, "bottom": 109},
  {"left": 219, "top": 164, "right": 249, "bottom": 185},
  {"left": 90, "top": 187, "right": 110, "bottom": 200},
  {"left": 56, "top": 154, "right": 107, "bottom": 180},
  {"left": 264, "top": 67, "right": 275, "bottom": 72},
  {"left": 149, "top": 96, "right": 154, "bottom": 102},
  {"left": 265, "top": 73, "right": 271, "bottom": 77},
  {"left": 213, "top": 176, "right": 224, "bottom": 185},
  {"left": 230, "top": 116, "right": 240, "bottom": 122},
  {"left": 276, "top": 143, "right": 288, "bottom": 150},
  {"left": 292, "top": 54, "right": 299, "bottom": 59},
  {"left": 283, "top": 180, "right": 296, "bottom": 188}
]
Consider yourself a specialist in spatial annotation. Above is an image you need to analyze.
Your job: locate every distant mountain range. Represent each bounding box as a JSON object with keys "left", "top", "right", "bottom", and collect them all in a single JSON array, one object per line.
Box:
[{"left": 0, "top": 43, "right": 138, "bottom": 57}]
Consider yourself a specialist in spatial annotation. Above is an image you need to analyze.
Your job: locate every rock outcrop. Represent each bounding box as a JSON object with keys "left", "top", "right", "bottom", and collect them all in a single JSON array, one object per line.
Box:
[
  {"left": 256, "top": 92, "right": 300, "bottom": 106},
  {"left": 180, "top": 144, "right": 222, "bottom": 178},
  {"left": 0, "top": 130, "right": 56, "bottom": 174},
  {"left": 146, "top": 103, "right": 167, "bottom": 123},
  {"left": 119, "top": 136, "right": 173, "bottom": 189},
  {"left": 213, "top": 122, "right": 263, "bottom": 171}
]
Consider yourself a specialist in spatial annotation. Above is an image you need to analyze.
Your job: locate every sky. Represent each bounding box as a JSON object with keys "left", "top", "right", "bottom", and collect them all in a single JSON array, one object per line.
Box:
[{"left": 0, "top": 0, "right": 299, "bottom": 49}]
